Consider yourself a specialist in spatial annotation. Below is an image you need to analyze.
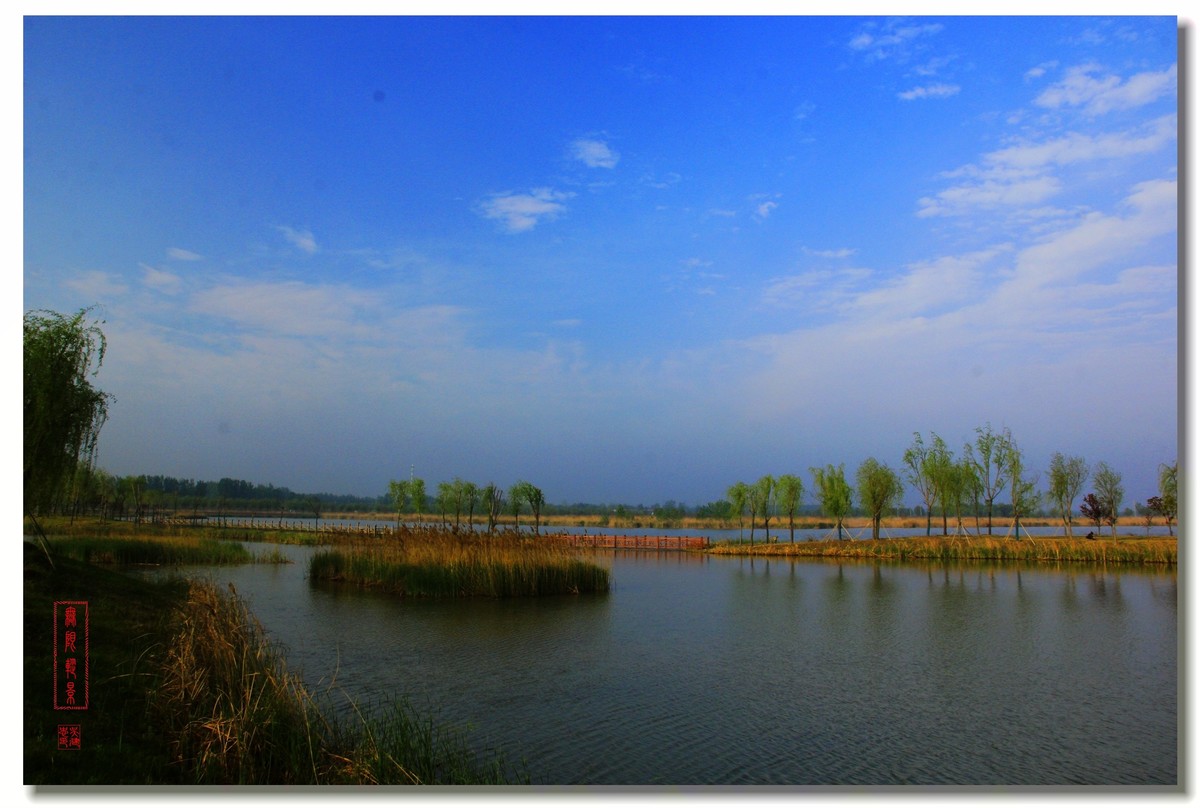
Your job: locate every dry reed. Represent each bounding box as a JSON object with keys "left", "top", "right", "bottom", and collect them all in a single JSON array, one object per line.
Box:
[
  {"left": 154, "top": 579, "right": 517, "bottom": 784},
  {"left": 309, "top": 525, "right": 610, "bottom": 597}
]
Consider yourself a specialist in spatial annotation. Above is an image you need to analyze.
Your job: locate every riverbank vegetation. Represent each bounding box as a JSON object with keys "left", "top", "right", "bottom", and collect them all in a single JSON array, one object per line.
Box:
[
  {"left": 24, "top": 544, "right": 521, "bottom": 784},
  {"left": 707, "top": 534, "right": 1177, "bottom": 565},
  {"left": 309, "top": 526, "right": 610, "bottom": 598}
]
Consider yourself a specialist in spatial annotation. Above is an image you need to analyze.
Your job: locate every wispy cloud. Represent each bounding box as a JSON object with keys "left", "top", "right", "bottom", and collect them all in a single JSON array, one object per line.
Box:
[
  {"left": 277, "top": 225, "right": 318, "bottom": 254},
  {"left": 1024, "top": 61, "right": 1058, "bottom": 82},
  {"left": 918, "top": 114, "right": 1176, "bottom": 218},
  {"left": 141, "top": 263, "right": 183, "bottom": 294},
  {"left": 898, "top": 83, "right": 960, "bottom": 101},
  {"left": 64, "top": 270, "right": 129, "bottom": 301},
  {"left": 1034, "top": 63, "right": 1176, "bottom": 116},
  {"left": 571, "top": 138, "right": 620, "bottom": 169},
  {"left": 802, "top": 247, "right": 858, "bottom": 259},
  {"left": 167, "top": 247, "right": 203, "bottom": 261},
  {"left": 848, "top": 19, "right": 944, "bottom": 62},
  {"left": 479, "top": 188, "right": 574, "bottom": 233},
  {"left": 754, "top": 201, "right": 777, "bottom": 219}
]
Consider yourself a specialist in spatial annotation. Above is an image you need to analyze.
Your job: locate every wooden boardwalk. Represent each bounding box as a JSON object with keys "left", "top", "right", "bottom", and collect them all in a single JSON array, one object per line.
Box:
[
  {"left": 165, "top": 518, "right": 709, "bottom": 550},
  {"left": 545, "top": 533, "right": 709, "bottom": 551}
]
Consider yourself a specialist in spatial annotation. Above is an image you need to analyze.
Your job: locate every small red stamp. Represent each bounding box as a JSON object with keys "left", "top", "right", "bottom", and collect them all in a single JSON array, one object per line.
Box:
[
  {"left": 53, "top": 601, "right": 89, "bottom": 710},
  {"left": 56, "top": 724, "right": 82, "bottom": 751}
]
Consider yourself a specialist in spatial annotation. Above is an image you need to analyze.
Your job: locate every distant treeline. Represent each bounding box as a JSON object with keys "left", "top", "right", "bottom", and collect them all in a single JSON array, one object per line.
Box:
[{"left": 139, "top": 475, "right": 387, "bottom": 514}]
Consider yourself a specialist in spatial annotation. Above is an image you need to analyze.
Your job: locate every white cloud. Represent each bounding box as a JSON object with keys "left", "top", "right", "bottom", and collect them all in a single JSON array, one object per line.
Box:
[
  {"left": 802, "top": 247, "right": 858, "bottom": 259},
  {"left": 918, "top": 115, "right": 1175, "bottom": 218},
  {"left": 755, "top": 201, "right": 778, "bottom": 219},
  {"left": 847, "top": 20, "right": 944, "bottom": 61},
  {"left": 167, "top": 247, "right": 203, "bottom": 261},
  {"left": 763, "top": 267, "right": 873, "bottom": 310},
  {"left": 1035, "top": 63, "right": 1176, "bottom": 115},
  {"left": 1024, "top": 61, "right": 1057, "bottom": 82},
  {"left": 141, "top": 263, "right": 182, "bottom": 294},
  {"left": 898, "top": 83, "right": 960, "bottom": 101},
  {"left": 984, "top": 115, "right": 1176, "bottom": 170},
  {"left": 190, "top": 280, "right": 384, "bottom": 338},
  {"left": 571, "top": 138, "right": 620, "bottom": 169},
  {"left": 479, "top": 188, "right": 574, "bottom": 233},
  {"left": 277, "top": 225, "right": 318, "bottom": 254},
  {"left": 64, "top": 270, "right": 128, "bottom": 301},
  {"left": 917, "top": 173, "right": 1062, "bottom": 218}
]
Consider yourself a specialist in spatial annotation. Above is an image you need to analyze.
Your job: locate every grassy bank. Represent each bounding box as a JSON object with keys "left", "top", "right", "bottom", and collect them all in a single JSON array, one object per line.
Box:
[
  {"left": 45, "top": 535, "right": 266, "bottom": 565},
  {"left": 309, "top": 526, "right": 610, "bottom": 598},
  {"left": 707, "top": 534, "right": 1177, "bottom": 565},
  {"left": 24, "top": 543, "right": 521, "bottom": 784}
]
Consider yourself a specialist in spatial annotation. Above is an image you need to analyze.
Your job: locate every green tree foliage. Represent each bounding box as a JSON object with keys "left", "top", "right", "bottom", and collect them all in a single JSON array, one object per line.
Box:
[
  {"left": 435, "top": 481, "right": 455, "bottom": 526},
  {"left": 1047, "top": 453, "right": 1089, "bottom": 539},
  {"left": 749, "top": 475, "right": 775, "bottom": 544},
  {"left": 525, "top": 483, "right": 545, "bottom": 535},
  {"left": 1158, "top": 461, "right": 1177, "bottom": 536},
  {"left": 388, "top": 479, "right": 411, "bottom": 525},
  {"left": 774, "top": 474, "right": 805, "bottom": 543},
  {"left": 903, "top": 432, "right": 950, "bottom": 536},
  {"left": 964, "top": 423, "right": 1013, "bottom": 534},
  {"left": 935, "top": 459, "right": 976, "bottom": 535},
  {"left": 1092, "top": 461, "right": 1124, "bottom": 538},
  {"left": 460, "top": 480, "right": 480, "bottom": 525},
  {"left": 24, "top": 308, "right": 113, "bottom": 516},
  {"left": 507, "top": 481, "right": 545, "bottom": 534},
  {"left": 410, "top": 477, "right": 427, "bottom": 520},
  {"left": 811, "top": 464, "right": 852, "bottom": 540},
  {"left": 726, "top": 482, "right": 750, "bottom": 539},
  {"left": 855, "top": 458, "right": 904, "bottom": 541},
  {"left": 482, "top": 483, "right": 505, "bottom": 533},
  {"left": 1003, "top": 437, "right": 1039, "bottom": 539}
]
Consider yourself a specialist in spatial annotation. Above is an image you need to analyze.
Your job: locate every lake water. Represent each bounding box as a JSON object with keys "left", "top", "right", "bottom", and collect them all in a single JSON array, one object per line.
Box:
[{"left": 157, "top": 543, "right": 1177, "bottom": 786}]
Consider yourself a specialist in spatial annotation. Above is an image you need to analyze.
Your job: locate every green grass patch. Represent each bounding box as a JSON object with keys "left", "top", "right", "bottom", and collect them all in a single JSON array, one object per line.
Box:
[{"left": 47, "top": 535, "right": 258, "bottom": 566}]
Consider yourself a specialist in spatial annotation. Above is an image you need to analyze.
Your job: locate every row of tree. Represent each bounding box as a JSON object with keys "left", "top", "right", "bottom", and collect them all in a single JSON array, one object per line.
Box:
[
  {"left": 725, "top": 425, "right": 1178, "bottom": 542},
  {"left": 387, "top": 477, "right": 547, "bottom": 534}
]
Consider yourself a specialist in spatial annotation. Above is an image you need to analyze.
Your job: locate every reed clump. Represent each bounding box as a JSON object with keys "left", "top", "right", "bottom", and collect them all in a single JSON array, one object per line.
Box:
[
  {"left": 708, "top": 535, "right": 1177, "bottom": 565},
  {"left": 309, "top": 526, "right": 611, "bottom": 598},
  {"left": 154, "top": 579, "right": 518, "bottom": 784}
]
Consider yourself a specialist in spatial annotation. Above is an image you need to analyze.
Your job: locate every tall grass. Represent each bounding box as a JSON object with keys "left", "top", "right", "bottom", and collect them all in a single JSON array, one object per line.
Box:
[
  {"left": 707, "top": 535, "right": 1177, "bottom": 565},
  {"left": 48, "top": 535, "right": 258, "bottom": 565},
  {"left": 309, "top": 526, "right": 610, "bottom": 597},
  {"left": 154, "top": 579, "right": 519, "bottom": 784}
]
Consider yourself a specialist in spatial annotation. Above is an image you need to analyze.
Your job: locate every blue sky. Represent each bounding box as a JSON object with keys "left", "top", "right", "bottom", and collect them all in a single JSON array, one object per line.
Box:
[{"left": 22, "top": 15, "right": 1180, "bottom": 507}]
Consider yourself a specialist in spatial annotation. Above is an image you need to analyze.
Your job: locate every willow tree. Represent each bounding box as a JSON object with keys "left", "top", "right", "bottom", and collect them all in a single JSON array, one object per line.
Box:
[
  {"left": 856, "top": 458, "right": 904, "bottom": 541},
  {"left": 1047, "top": 453, "right": 1089, "bottom": 538},
  {"left": 903, "top": 432, "right": 950, "bottom": 536},
  {"left": 24, "top": 308, "right": 112, "bottom": 517},
  {"left": 811, "top": 464, "right": 852, "bottom": 541},
  {"left": 726, "top": 482, "right": 750, "bottom": 540},
  {"left": 1092, "top": 462, "right": 1124, "bottom": 538},
  {"left": 964, "top": 423, "right": 1012, "bottom": 534},
  {"left": 388, "top": 479, "right": 411, "bottom": 526},
  {"left": 1158, "top": 462, "right": 1177, "bottom": 536},
  {"left": 775, "top": 474, "right": 805, "bottom": 543},
  {"left": 750, "top": 475, "right": 775, "bottom": 543},
  {"left": 1004, "top": 439, "right": 1039, "bottom": 540}
]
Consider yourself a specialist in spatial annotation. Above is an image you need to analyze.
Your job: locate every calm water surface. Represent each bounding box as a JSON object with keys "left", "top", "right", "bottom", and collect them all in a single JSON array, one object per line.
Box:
[{"left": 165, "top": 545, "right": 1177, "bottom": 785}]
